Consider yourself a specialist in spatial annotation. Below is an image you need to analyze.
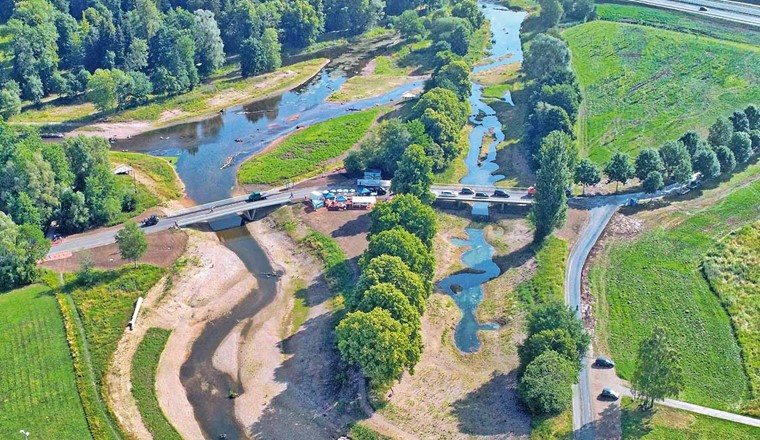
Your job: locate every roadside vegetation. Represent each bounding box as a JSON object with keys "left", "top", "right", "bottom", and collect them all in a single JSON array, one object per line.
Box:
[
  {"left": 238, "top": 108, "right": 381, "bottom": 185},
  {"left": 590, "top": 165, "right": 760, "bottom": 411},
  {"left": 0, "top": 285, "right": 91, "bottom": 439},
  {"left": 565, "top": 20, "right": 760, "bottom": 163},
  {"left": 109, "top": 152, "right": 183, "bottom": 201},
  {"left": 515, "top": 236, "right": 567, "bottom": 305},
  {"left": 703, "top": 222, "right": 760, "bottom": 415},
  {"left": 131, "top": 327, "right": 182, "bottom": 440},
  {"left": 620, "top": 397, "right": 760, "bottom": 439}
]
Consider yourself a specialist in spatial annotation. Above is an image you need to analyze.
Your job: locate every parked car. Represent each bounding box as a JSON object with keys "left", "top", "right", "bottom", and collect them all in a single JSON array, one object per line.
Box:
[
  {"left": 600, "top": 388, "right": 620, "bottom": 401},
  {"left": 527, "top": 186, "right": 536, "bottom": 197},
  {"left": 142, "top": 215, "right": 159, "bottom": 227},
  {"left": 460, "top": 187, "right": 475, "bottom": 195},
  {"left": 439, "top": 190, "right": 456, "bottom": 198},
  {"left": 594, "top": 357, "right": 615, "bottom": 368},
  {"left": 699, "top": 6, "right": 708, "bottom": 11},
  {"left": 474, "top": 192, "right": 490, "bottom": 199},
  {"left": 247, "top": 191, "right": 266, "bottom": 202},
  {"left": 493, "top": 189, "right": 510, "bottom": 198}
]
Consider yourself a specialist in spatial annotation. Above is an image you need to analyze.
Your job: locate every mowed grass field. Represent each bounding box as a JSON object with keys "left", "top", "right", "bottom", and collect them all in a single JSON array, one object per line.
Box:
[
  {"left": 0, "top": 285, "right": 92, "bottom": 439},
  {"left": 565, "top": 20, "right": 760, "bottom": 163},
  {"left": 590, "top": 165, "right": 760, "bottom": 411},
  {"left": 132, "top": 328, "right": 182, "bottom": 439},
  {"left": 238, "top": 108, "right": 381, "bottom": 185},
  {"left": 110, "top": 152, "right": 183, "bottom": 201},
  {"left": 703, "top": 221, "right": 760, "bottom": 415},
  {"left": 620, "top": 397, "right": 760, "bottom": 439}
]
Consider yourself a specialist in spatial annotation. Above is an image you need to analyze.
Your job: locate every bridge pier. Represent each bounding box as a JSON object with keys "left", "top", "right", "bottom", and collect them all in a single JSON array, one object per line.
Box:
[{"left": 241, "top": 208, "right": 257, "bottom": 222}]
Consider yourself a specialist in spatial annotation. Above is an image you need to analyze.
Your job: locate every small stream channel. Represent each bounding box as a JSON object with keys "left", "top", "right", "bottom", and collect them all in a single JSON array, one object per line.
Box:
[{"left": 438, "top": 2, "right": 526, "bottom": 353}]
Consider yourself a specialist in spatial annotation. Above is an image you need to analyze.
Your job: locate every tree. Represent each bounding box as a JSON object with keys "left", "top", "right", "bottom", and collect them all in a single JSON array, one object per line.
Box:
[
  {"left": 532, "top": 131, "right": 572, "bottom": 242},
  {"left": 431, "top": 17, "right": 472, "bottom": 56},
  {"left": 522, "top": 34, "right": 570, "bottom": 80},
  {"left": 518, "top": 350, "right": 576, "bottom": 415},
  {"left": 659, "top": 140, "right": 692, "bottom": 184},
  {"left": 126, "top": 0, "right": 161, "bottom": 40},
  {"left": 750, "top": 130, "right": 760, "bottom": 151},
  {"left": 324, "top": 0, "right": 385, "bottom": 34},
  {"left": 527, "top": 297, "right": 589, "bottom": 359},
  {"left": 336, "top": 308, "right": 415, "bottom": 388},
  {"left": 519, "top": 328, "right": 579, "bottom": 368},
  {"left": 0, "top": 212, "right": 50, "bottom": 288},
  {"left": 0, "top": 81, "right": 22, "bottom": 119},
  {"left": 744, "top": 105, "right": 759, "bottom": 130},
  {"left": 526, "top": 102, "right": 573, "bottom": 166},
  {"left": 115, "top": 220, "right": 147, "bottom": 265},
  {"left": 385, "top": 0, "right": 420, "bottom": 16},
  {"left": 692, "top": 147, "right": 720, "bottom": 179},
  {"left": 634, "top": 148, "right": 664, "bottom": 181},
  {"left": 392, "top": 144, "right": 435, "bottom": 204},
  {"left": 707, "top": 117, "right": 733, "bottom": 147},
  {"left": 714, "top": 145, "right": 736, "bottom": 174},
  {"left": 729, "top": 110, "right": 749, "bottom": 133},
  {"left": 124, "top": 38, "right": 149, "bottom": 72},
  {"left": 8, "top": 192, "right": 42, "bottom": 227},
  {"left": 193, "top": 10, "right": 226, "bottom": 78},
  {"left": 729, "top": 131, "right": 753, "bottom": 164},
  {"left": 538, "top": 0, "right": 564, "bottom": 28},
  {"left": 369, "top": 194, "right": 438, "bottom": 248},
  {"left": 356, "top": 283, "right": 421, "bottom": 329},
  {"left": 395, "top": 10, "right": 425, "bottom": 42},
  {"left": 534, "top": 83, "right": 580, "bottom": 123},
  {"left": 574, "top": 158, "right": 600, "bottom": 194},
  {"left": 642, "top": 171, "right": 664, "bottom": 194},
  {"left": 149, "top": 26, "right": 199, "bottom": 95},
  {"left": 631, "top": 327, "right": 684, "bottom": 409},
  {"left": 359, "top": 227, "right": 435, "bottom": 281},
  {"left": 351, "top": 255, "right": 428, "bottom": 314},
  {"left": 84, "top": 165, "right": 122, "bottom": 225},
  {"left": 64, "top": 135, "right": 111, "bottom": 191},
  {"left": 678, "top": 131, "right": 700, "bottom": 157},
  {"left": 412, "top": 87, "right": 469, "bottom": 127},
  {"left": 604, "top": 151, "right": 634, "bottom": 192},
  {"left": 240, "top": 28, "right": 282, "bottom": 77},
  {"left": 280, "top": 0, "right": 323, "bottom": 48},
  {"left": 87, "top": 69, "right": 119, "bottom": 112},
  {"left": 452, "top": 0, "right": 484, "bottom": 29},
  {"left": 563, "top": 0, "right": 594, "bottom": 20},
  {"left": 429, "top": 60, "right": 471, "bottom": 99},
  {"left": 56, "top": 189, "right": 90, "bottom": 233}
]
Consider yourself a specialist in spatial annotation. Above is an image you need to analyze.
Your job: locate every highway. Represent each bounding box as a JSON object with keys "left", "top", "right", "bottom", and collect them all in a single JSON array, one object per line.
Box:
[
  {"left": 46, "top": 184, "right": 533, "bottom": 256},
  {"left": 625, "top": 0, "right": 760, "bottom": 26}
]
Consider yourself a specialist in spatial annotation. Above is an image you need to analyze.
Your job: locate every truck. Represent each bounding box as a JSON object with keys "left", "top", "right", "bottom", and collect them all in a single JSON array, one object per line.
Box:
[{"left": 247, "top": 191, "right": 266, "bottom": 202}]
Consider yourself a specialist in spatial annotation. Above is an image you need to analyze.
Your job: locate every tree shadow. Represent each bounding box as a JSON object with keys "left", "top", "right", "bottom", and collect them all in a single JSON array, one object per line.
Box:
[
  {"left": 451, "top": 371, "right": 532, "bottom": 436},
  {"left": 331, "top": 213, "right": 371, "bottom": 238},
  {"left": 492, "top": 241, "right": 534, "bottom": 274}
]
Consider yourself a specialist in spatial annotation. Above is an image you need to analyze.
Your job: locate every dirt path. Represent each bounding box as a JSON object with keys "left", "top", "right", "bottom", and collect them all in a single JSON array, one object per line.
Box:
[{"left": 105, "top": 230, "right": 258, "bottom": 440}]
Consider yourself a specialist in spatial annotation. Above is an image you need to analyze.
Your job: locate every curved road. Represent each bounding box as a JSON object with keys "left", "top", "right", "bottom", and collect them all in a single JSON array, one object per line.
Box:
[{"left": 625, "top": 0, "right": 760, "bottom": 26}]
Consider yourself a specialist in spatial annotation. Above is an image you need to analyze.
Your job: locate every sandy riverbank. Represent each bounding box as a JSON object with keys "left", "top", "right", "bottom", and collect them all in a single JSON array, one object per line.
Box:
[{"left": 105, "top": 229, "right": 257, "bottom": 440}]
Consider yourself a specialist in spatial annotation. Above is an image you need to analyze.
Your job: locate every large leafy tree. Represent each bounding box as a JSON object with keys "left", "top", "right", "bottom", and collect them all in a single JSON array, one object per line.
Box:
[
  {"left": 518, "top": 350, "right": 576, "bottom": 415},
  {"left": 714, "top": 145, "right": 736, "bottom": 174},
  {"left": 604, "top": 151, "right": 634, "bottom": 192},
  {"left": 193, "top": 10, "right": 226, "bottom": 78},
  {"left": 631, "top": 327, "right": 684, "bottom": 409},
  {"left": 64, "top": 135, "right": 110, "bottom": 191},
  {"left": 336, "top": 308, "right": 416, "bottom": 388},
  {"left": 532, "top": 131, "right": 572, "bottom": 242},
  {"left": 707, "top": 117, "right": 734, "bottom": 147},
  {"left": 744, "top": 105, "right": 759, "bottom": 130},
  {"left": 534, "top": 83, "right": 580, "bottom": 123},
  {"left": 526, "top": 102, "right": 573, "bottom": 166},
  {"left": 430, "top": 17, "right": 472, "bottom": 56},
  {"left": 729, "top": 110, "right": 750, "bottom": 133},
  {"left": 280, "top": 0, "right": 323, "bottom": 48},
  {"left": 634, "top": 148, "right": 664, "bottom": 181},
  {"left": 115, "top": 220, "right": 148, "bottom": 265},
  {"left": 56, "top": 189, "right": 91, "bottom": 233},
  {"left": 522, "top": 34, "right": 570, "bottom": 81},
  {"left": 429, "top": 60, "right": 471, "bottom": 99},
  {"left": 678, "top": 131, "right": 701, "bottom": 157},
  {"left": 412, "top": 87, "right": 469, "bottom": 127},
  {"left": 527, "top": 301, "right": 589, "bottom": 359},
  {"left": 240, "top": 28, "right": 281, "bottom": 77},
  {"left": 642, "top": 171, "right": 664, "bottom": 194},
  {"left": 369, "top": 194, "right": 438, "bottom": 248},
  {"left": 391, "top": 144, "right": 435, "bottom": 204},
  {"left": 659, "top": 140, "right": 692, "bottom": 184},
  {"left": 729, "top": 131, "right": 753, "bottom": 164},
  {"left": 394, "top": 10, "right": 425, "bottom": 41},
  {"left": 574, "top": 158, "right": 600, "bottom": 194},
  {"left": 519, "top": 328, "right": 579, "bottom": 368},
  {"left": 692, "top": 147, "right": 720, "bottom": 180},
  {"left": 538, "top": 0, "right": 563, "bottom": 28},
  {"left": 451, "top": 0, "right": 484, "bottom": 28},
  {"left": 0, "top": 212, "right": 50, "bottom": 288},
  {"left": 356, "top": 283, "right": 420, "bottom": 329},
  {"left": 350, "top": 255, "right": 428, "bottom": 314},
  {"left": 0, "top": 81, "right": 22, "bottom": 119},
  {"left": 324, "top": 0, "right": 385, "bottom": 34},
  {"left": 84, "top": 165, "right": 122, "bottom": 225},
  {"left": 359, "top": 227, "right": 434, "bottom": 281}
]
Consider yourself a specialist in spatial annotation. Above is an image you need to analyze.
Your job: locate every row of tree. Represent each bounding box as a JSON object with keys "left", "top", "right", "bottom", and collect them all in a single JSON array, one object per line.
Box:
[
  {"left": 517, "top": 302, "right": 590, "bottom": 415},
  {"left": 0, "top": 0, "right": 436, "bottom": 117},
  {"left": 336, "top": 194, "right": 437, "bottom": 390},
  {"left": 574, "top": 104, "right": 760, "bottom": 194}
]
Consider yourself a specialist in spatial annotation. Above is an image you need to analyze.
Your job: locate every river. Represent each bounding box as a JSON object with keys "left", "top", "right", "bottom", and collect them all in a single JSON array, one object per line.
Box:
[
  {"left": 439, "top": 3, "right": 526, "bottom": 353},
  {"left": 121, "top": 2, "right": 524, "bottom": 437}
]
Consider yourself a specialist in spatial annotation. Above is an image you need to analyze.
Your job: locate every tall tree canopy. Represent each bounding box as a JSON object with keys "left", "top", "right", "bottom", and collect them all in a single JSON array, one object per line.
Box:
[
  {"left": 631, "top": 327, "right": 684, "bottom": 409},
  {"left": 359, "top": 227, "right": 435, "bottom": 281},
  {"left": 532, "top": 131, "right": 572, "bottom": 242},
  {"left": 369, "top": 194, "right": 438, "bottom": 248}
]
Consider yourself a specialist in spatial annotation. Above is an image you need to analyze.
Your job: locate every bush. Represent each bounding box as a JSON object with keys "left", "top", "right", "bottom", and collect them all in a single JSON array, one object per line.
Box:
[{"left": 518, "top": 350, "right": 576, "bottom": 415}]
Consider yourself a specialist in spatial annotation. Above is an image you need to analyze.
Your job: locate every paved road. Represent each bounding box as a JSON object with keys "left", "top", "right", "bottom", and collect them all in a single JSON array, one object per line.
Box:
[
  {"left": 47, "top": 184, "right": 532, "bottom": 257},
  {"left": 625, "top": 0, "right": 760, "bottom": 26}
]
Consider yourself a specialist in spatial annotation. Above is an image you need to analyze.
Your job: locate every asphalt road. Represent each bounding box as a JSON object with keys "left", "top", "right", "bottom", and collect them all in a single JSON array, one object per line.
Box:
[{"left": 625, "top": 0, "right": 760, "bottom": 26}]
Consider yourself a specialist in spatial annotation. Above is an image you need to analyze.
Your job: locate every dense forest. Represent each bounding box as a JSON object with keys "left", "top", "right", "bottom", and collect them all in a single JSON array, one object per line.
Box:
[{"left": 0, "top": 0, "right": 451, "bottom": 117}]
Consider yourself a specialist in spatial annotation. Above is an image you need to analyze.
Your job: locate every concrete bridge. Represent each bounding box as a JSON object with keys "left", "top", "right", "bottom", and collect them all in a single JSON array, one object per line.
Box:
[{"left": 46, "top": 184, "right": 534, "bottom": 256}]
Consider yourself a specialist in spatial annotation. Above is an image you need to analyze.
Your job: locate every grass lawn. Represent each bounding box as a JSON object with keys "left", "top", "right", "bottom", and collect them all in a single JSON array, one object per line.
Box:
[
  {"left": 703, "top": 221, "right": 760, "bottom": 415},
  {"left": 65, "top": 265, "right": 165, "bottom": 385},
  {"left": 10, "top": 58, "right": 328, "bottom": 126},
  {"left": 530, "top": 410, "right": 573, "bottom": 440},
  {"left": 109, "top": 152, "right": 183, "bottom": 200},
  {"left": 620, "top": 397, "right": 760, "bottom": 439},
  {"left": 589, "top": 166, "right": 760, "bottom": 411},
  {"left": 131, "top": 328, "right": 182, "bottom": 440},
  {"left": 238, "top": 108, "right": 381, "bottom": 185},
  {"left": 596, "top": 1, "right": 760, "bottom": 46},
  {"left": 0, "top": 285, "right": 92, "bottom": 439},
  {"left": 515, "top": 236, "right": 567, "bottom": 305},
  {"left": 565, "top": 20, "right": 760, "bottom": 163}
]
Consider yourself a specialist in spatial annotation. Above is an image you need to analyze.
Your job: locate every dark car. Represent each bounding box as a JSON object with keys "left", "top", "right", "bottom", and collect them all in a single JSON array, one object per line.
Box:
[
  {"left": 142, "top": 215, "right": 159, "bottom": 227},
  {"left": 595, "top": 357, "right": 615, "bottom": 368},
  {"left": 460, "top": 187, "right": 475, "bottom": 195},
  {"left": 699, "top": 6, "right": 708, "bottom": 11},
  {"left": 474, "top": 192, "right": 489, "bottom": 199},
  {"left": 373, "top": 187, "right": 387, "bottom": 195},
  {"left": 600, "top": 388, "right": 620, "bottom": 401},
  {"left": 247, "top": 191, "right": 266, "bottom": 202},
  {"left": 493, "top": 189, "right": 510, "bottom": 198}
]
